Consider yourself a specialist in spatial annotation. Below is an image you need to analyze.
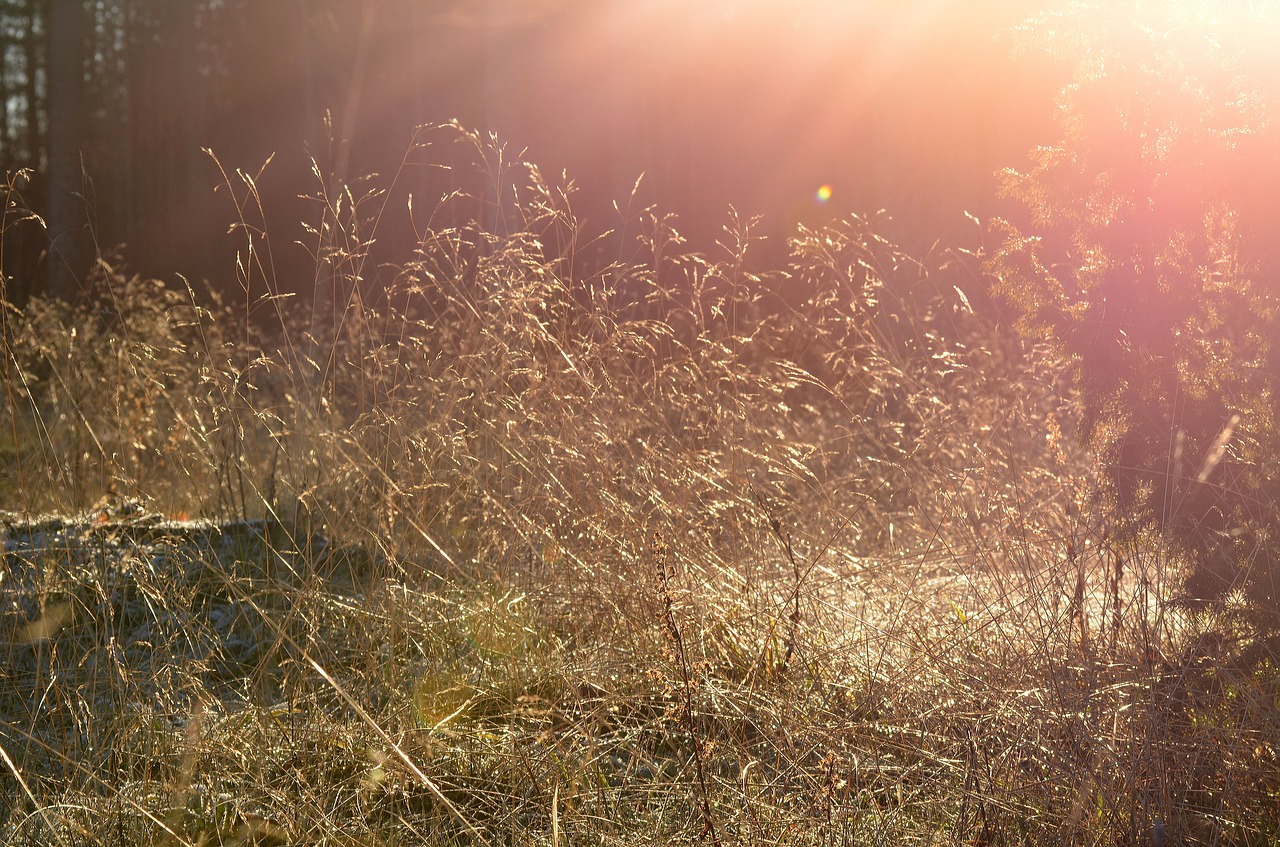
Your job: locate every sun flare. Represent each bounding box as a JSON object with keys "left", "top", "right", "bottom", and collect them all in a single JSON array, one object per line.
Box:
[{"left": 425, "top": 0, "right": 1031, "bottom": 252}]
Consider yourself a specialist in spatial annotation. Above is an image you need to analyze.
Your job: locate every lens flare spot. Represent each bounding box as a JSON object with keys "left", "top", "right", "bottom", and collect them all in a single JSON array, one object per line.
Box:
[{"left": 815, "top": 184, "right": 834, "bottom": 203}]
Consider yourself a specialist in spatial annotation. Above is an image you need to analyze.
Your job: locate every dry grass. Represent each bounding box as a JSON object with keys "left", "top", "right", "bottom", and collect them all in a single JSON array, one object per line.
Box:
[{"left": 1, "top": 125, "right": 1277, "bottom": 846}]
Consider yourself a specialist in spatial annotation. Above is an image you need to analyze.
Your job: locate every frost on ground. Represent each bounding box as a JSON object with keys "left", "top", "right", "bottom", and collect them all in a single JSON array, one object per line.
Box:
[{"left": 0, "top": 507, "right": 376, "bottom": 816}]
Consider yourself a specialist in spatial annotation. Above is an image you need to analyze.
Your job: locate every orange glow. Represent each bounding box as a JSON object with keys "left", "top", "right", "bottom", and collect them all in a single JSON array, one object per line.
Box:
[
  {"left": 442, "top": 0, "right": 1055, "bottom": 255},
  {"left": 347, "top": 2, "right": 1099, "bottom": 262}
]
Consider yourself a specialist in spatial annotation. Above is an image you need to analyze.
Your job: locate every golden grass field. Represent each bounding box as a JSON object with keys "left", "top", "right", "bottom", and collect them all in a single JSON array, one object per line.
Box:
[{"left": 1, "top": 127, "right": 1277, "bottom": 846}]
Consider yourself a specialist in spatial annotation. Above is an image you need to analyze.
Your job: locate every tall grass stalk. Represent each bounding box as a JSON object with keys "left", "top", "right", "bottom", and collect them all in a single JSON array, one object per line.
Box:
[{"left": 0, "top": 125, "right": 1275, "bottom": 845}]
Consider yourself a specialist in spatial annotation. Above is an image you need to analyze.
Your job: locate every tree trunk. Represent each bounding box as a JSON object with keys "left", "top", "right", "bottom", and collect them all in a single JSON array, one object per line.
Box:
[
  {"left": 46, "top": 0, "right": 86, "bottom": 301},
  {"left": 23, "top": 1, "right": 41, "bottom": 168}
]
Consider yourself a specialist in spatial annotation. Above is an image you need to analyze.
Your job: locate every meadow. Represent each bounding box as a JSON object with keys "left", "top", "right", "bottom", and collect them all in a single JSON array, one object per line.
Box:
[{"left": 1, "top": 125, "right": 1276, "bottom": 846}]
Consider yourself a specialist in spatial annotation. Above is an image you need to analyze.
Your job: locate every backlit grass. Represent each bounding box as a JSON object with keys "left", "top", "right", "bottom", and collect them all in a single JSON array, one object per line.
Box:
[{"left": 1, "top": 125, "right": 1276, "bottom": 846}]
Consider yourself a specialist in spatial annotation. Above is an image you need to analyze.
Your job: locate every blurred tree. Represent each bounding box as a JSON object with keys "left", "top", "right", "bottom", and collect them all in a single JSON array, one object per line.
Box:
[
  {"left": 4, "top": 0, "right": 347, "bottom": 300},
  {"left": 0, "top": 1, "right": 46, "bottom": 302},
  {"left": 988, "top": 2, "right": 1280, "bottom": 626},
  {"left": 0, "top": 1, "right": 43, "bottom": 175},
  {"left": 46, "top": 0, "right": 85, "bottom": 300}
]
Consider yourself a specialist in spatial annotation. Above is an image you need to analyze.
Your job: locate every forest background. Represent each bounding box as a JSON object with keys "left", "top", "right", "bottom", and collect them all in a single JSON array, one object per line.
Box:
[{"left": 1, "top": 0, "right": 1055, "bottom": 302}]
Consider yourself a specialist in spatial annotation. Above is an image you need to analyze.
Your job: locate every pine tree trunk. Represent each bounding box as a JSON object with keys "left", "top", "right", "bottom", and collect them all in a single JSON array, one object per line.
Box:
[{"left": 46, "top": 0, "right": 86, "bottom": 301}]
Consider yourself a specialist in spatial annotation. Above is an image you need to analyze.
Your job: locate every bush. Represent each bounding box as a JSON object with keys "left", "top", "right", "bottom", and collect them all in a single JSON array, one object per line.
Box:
[{"left": 988, "top": 1, "right": 1280, "bottom": 630}]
